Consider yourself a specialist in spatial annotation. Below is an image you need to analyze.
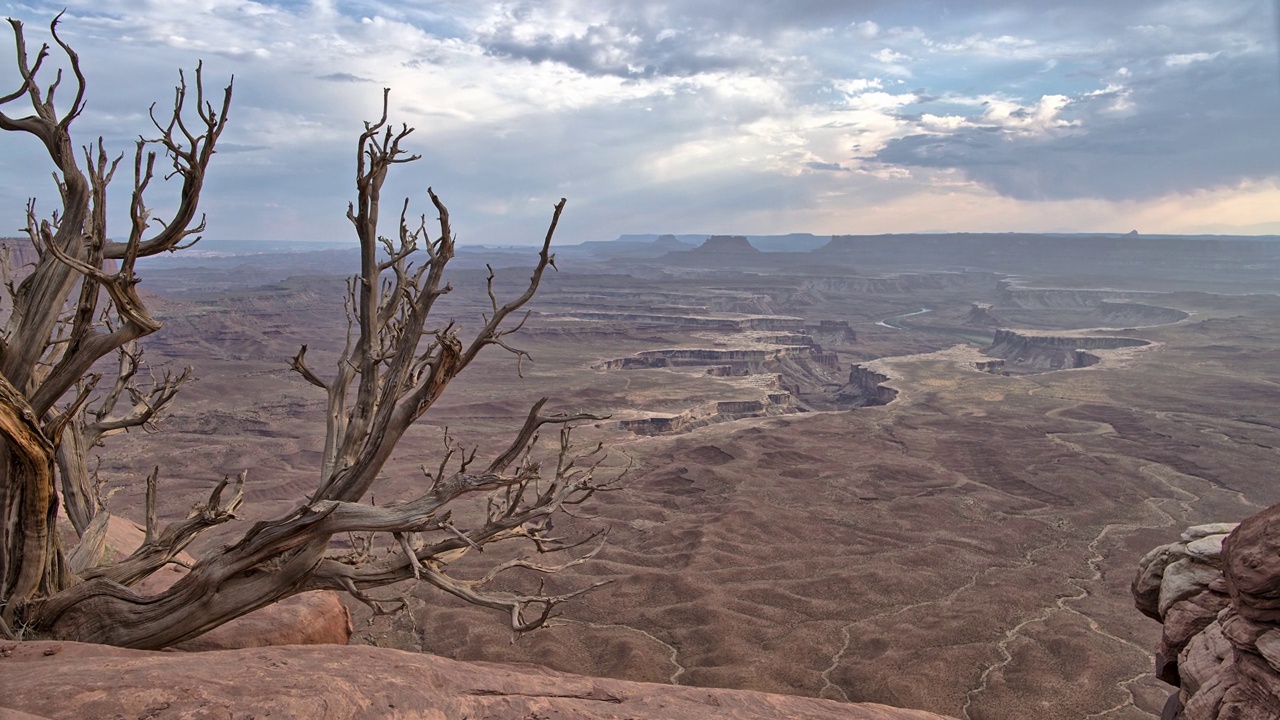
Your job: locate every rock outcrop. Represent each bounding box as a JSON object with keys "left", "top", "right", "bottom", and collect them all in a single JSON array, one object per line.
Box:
[
  {"left": 963, "top": 302, "right": 1004, "bottom": 327},
  {"left": 0, "top": 641, "right": 958, "bottom": 720},
  {"left": 1134, "top": 504, "right": 1280, "bottom": 719},
  {"left": 983, "top": 329, "right": 1148, "bottom": 372},
  {"left": 837, "top": 365, "right": 897, "bottom": 407},
  {"left": 974, "top": 359, "right": 1007, "bottom": 375},
  {"left": 808, "top": 318, "right": 858, "bottom": 344},
  {"left": 618, "top": 391, "right": 798, "bottom": 435}
]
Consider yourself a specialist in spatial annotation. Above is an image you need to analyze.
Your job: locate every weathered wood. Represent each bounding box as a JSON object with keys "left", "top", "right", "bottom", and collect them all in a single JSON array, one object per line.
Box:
[
  {"left": 2, "top": 16, "right": 607, "bottom": 649},
  {"left": 0, "top": 16, "right": 230, "bottom": 631}
]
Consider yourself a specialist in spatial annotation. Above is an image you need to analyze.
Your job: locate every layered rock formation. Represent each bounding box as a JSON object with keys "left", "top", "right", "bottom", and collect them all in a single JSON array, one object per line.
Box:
[
  {"left": 963, "top": 302, "right": 1004, "bottom": 327},
  {"left": 837, "top": 365, "right": 897, "bottom": 406},
  {"left": 1134, "top": 504, "right": 1280, "bottom": 719},
  {"left": 0, "top": 641, "right": 958, "bottom": 720},
  {"left": 618, "top": 391, "right": 798, "bottom": 435},
  {"left": 983, "top": 329, "right": 1149, "bottom": 372},
  {"left": 692, "top": 235, "right": 761, "bottom": 254}
]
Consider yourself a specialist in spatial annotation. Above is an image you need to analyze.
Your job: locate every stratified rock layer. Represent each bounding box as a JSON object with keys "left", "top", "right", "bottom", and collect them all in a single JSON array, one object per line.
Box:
[
  {"left": 0, "top": 641, "right": 958, "bottom": 720},
  {"left": 1134, "top": 504, "right": 1280, "bottom": 719}
]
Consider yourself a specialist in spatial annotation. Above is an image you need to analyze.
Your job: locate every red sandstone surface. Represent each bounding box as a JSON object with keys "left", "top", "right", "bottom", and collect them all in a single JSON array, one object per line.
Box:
[{"left": 0, "top": 640, "right": 956, "bottom": 720}]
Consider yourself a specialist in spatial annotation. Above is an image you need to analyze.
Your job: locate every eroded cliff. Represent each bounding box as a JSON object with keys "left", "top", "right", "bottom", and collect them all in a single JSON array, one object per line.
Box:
[
  {"left": 984, "top": 329, "right": 1149, "bottom": 372},
  {"left": 1134, "top": 504, "right": 1280, "bottom": 719}
]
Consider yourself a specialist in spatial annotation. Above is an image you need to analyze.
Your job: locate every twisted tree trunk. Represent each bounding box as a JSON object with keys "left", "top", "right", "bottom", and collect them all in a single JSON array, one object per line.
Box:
[{"left": 1, "top": 16, "right": 609, "bottom": 648}]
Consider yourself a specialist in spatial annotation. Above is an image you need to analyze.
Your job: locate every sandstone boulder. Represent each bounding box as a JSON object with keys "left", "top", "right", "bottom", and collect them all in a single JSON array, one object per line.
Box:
[
  {"left": 1135, "top": 505, "right": 1280, "bottom": 719},
  {"left": 0, "top": 640, "right": 958, "bottom": 720}
]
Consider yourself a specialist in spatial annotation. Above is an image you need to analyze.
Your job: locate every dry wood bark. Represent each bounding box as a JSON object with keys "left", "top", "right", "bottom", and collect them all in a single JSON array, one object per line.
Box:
[{"left": 0, "top": 16, "right": 610, "bottom": 648}]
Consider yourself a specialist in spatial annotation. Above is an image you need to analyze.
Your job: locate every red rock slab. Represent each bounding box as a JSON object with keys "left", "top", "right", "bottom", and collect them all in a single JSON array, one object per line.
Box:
[
  {"left": 172, "top": 591, "right": 353, "bottom": 651},
  {"left": 1, "top": 641, "right": 957, "bottom": 720}
]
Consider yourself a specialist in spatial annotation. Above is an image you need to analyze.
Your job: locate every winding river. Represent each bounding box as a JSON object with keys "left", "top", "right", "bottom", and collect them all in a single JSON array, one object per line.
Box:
[{"left": 875, "top": 307, "right": 931, "bottom": 330}]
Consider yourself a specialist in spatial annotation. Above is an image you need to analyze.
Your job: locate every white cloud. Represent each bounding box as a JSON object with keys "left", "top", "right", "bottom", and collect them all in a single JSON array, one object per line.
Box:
[
  {"left": 981, "top": 94, "right": 1078, "bottom": 135},
  {"left": 853, "top": 20, "right": 880, "bottom": 39},
  {"left": 872, "top": 48, "right": 910, "bottom": 64},
  {"left": 920, "top": 114, "right": 970, "bottom": 131},
  {"left": 0, "top": 0, "right": 1273, "bottom": 244},
  {"left": 1164, "top": 51, "right": 1220, "bottom": 66},
  {"left": 936, "top": 33, "right": 1042, "bottom": 59},
  {"left": 832, "top": 78, "right": 884, "bottom": 95}
]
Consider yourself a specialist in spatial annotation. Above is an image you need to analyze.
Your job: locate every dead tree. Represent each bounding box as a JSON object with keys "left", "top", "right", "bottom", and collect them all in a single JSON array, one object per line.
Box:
[{"left": 0, "top": 17, "right": 610, "bottom": 648}]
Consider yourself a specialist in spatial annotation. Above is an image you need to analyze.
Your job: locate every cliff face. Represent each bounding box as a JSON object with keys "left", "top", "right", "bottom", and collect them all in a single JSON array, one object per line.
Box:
[
  {"left": 837, "top": 365, "right": 897, "bottom": 407},
  {"left": 1134, "top": 504, "right": 1280, "bottom": 719},
  {"left": 593, "top": 346, "right": 821, "bottom": 373},
  {"left": 983, "top": 329, "right": 1148, "bottom": 371},
  {"left": 963, "top": 303, "right": 1004, "bottom": 327},
  {"left": 618, "top": 391, "right": 798, "bottom": 436}
]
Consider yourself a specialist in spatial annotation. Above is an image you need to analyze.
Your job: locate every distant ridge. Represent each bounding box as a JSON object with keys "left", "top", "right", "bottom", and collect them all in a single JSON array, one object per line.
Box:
[
  {"left": 814, "top": 232, "right": 1280, "bottom": 282},
  {"left": 608, "top": 233, "right": 829, "bottom": 252},
  {"left": 691, "top": 235, "right": 761, "bottom": 253}
]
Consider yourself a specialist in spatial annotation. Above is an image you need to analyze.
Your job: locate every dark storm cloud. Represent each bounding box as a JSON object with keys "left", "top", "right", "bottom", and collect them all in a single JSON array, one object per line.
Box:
[
  {"left": 479, "top": 23, "right": 742, "bottom": 79},
  {"left": 473, "top": 0, "right": 894, "bottom": 79},
  {"left": 806, "top": 161, "right": 849, "bottom": 172}
]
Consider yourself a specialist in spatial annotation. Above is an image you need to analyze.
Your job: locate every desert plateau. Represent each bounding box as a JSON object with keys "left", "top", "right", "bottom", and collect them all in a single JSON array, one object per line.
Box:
[{"left": 6, "top": 229, "right": 1279, "bottom": 719}]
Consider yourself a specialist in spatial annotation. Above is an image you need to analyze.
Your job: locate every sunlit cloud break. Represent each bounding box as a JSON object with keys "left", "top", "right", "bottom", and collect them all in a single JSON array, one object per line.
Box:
[{"left": 0, "top": 0, "right": 1276, "bottom": 244}]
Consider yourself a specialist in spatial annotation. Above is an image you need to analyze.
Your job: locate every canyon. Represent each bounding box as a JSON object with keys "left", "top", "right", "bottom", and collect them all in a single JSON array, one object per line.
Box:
[{"left": 4, "top": 231, "right": 1279, "bottom": 719}]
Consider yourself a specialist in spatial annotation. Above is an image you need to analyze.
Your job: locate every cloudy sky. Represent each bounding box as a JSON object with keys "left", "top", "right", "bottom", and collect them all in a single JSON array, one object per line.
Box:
[{"left": 1, "top": 0, "right": 1277, "bottom": 245}]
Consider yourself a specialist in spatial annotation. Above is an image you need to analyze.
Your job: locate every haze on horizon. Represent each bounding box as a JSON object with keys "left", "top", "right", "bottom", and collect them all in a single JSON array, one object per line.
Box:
[{"left": 0, "top": 0, "right": 1277, "bottom": 246}]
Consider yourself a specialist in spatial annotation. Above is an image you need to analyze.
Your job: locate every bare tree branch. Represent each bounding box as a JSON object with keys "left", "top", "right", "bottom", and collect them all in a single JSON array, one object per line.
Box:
[{"left": 2, "top": 21, "right": 611, "bottom": 647}]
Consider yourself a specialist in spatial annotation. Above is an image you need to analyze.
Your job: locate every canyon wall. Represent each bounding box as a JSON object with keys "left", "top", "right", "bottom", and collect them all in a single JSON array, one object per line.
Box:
[{"left": 984, "top": 330, "right": 1149, "bottom": 371}]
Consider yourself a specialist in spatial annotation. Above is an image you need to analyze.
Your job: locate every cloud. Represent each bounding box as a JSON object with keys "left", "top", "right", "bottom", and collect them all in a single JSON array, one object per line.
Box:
[
  {"left": 319, "top": 72, "right": 373, "bottom": 82},
  {"left": 0, "top": 0, "right": 1274, "bottom": 244},
  {"left": 870, "top": 36, "right": 1279, "bottom": 201},
  {"left": 474, "top": 9, "right": 746, "bottom": 79},
  {"left": 805, "top": 160, "right": 850, "bottom": 172}
]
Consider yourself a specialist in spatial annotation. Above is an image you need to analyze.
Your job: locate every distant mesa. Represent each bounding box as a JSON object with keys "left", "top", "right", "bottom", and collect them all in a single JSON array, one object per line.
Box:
[
  {"left": 1127, "top": 229, "right": 1139, "bottom": 235},
  {"left": 963, "top": 302, "right": 1005, "bottom": 327},
  {"left": 984, "top": 329, "right": 1149, "bottom": 372},
  {"left": 653, "top": 234, "right": 686, "bottom": 249},
  {"left": 692, "top": 235, "right": 761, "bottom": 254}
]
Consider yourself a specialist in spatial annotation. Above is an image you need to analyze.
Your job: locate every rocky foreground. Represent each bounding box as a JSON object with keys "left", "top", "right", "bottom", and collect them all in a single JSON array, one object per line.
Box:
[
  {"left": 0, "top": 640, "right": 955, "bottom": 720},
  {"left": 1134, "top": 504, "right": 1280, "bottom": 719}
]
